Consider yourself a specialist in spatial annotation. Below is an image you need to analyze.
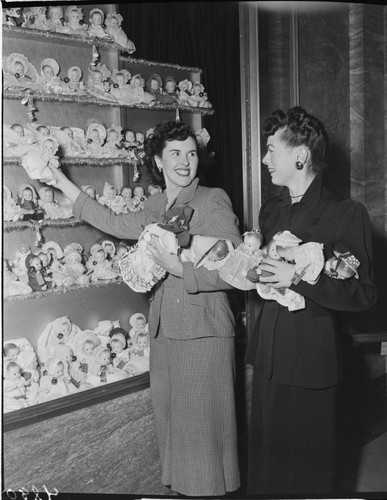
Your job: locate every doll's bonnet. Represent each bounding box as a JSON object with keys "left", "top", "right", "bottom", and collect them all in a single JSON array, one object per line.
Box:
[
  {"left": 89, "top": 7, "right": 105, "bottom": 22},
  {"left": 87, "top": 123, "right": 107, "bottom": 142},
  {"left": 90, "top": 243, "right": 105, "bottom": 257},
  {"left": 41, "top": 58, "right": 60, "bottom": 76},
  {"left": 112, "top": 68, "right": 131, "bottom": 84},
  {"left": 106, "top": 12, "right": 123, "bottom": 26},
  {"left": 67, "top": 66, "right": 82, "bottom": 80},
  {"left": 7, "top": 53, "right": 29, "bottom": 75},
  {"left": 18, "top": 183, "right": 38, "bottom": 201},
  {"left": 42, "top": 241, "right": 64, "bottom": 259},
  {"left": 129, "top": 312, "right": 147, "bottom": 328}
]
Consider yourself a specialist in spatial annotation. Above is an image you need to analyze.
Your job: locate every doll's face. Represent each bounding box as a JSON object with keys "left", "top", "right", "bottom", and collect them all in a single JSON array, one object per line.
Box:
[
  {"left": 125, "top": 131, "right": 136, "bottom": 143},
  {"left": 58, "top": 322, "right": 70, "bottom": 337},
  {"left": 104, "top": 243, "right": 114, "bottom": 255},
  {"left": 95, "top": 250, "right": 105, "bottom": 263},
  {"left": 135, "top": 318, "right": 146, "bottom": 330},
  {"left": 7, "top": 347, "right": 20, "bottom": 361},
  {"left": 53, "top": 362, "right": 64, "bottom": 378},
  {"left": 7, "top": 364, "right": 21, "bottom": 381},
  {"left": 93, "top": 72, "right": 103, "bottom": 85},
  {"left": 43, "top": 65, "right": 55, "bottom": 79},
  {"left": 135, "top": 132, "right": 144, "bottom": 145},
  {"left": 100, "top": 350, "right": 111, "bottom": 365},
  {"left": 42, "top": 189, "right": 54, "bottom": 202},
  {"left": 89, "top": 129, "right": 101, "bottom": 142},
  {"left": 63, "top": 349, "right": 74, "bottom": 364},
  {"left": 137, "top": 336, "right": 148, "bottom": 349},
  {"left": 132, "top": 77, "right": 141, "bottom": 88},
  {"left": 69, "top": 10, "right": 82, "bottom": 24},
  {"left": 106, "top": 187, "right": 116, "bottom": 199},
  {"left": 133, "top": 186, "right": 144, "bottom": 198},
  {"left": 91, "top": 11, "right": 103, "bottom": 26},
  {"left": 50, "top": 7, "right": 62, "bottom": 21},
  {"left": 14, "top": 62, "right": 25, "bottom": 77},
  {"left": 38, "top": 126, "right": 50, "bottom": 137},
  {"left": 70, "top": 69, "right": 81, "bottom": 82},
  {"left": 110, "top": 17, "right": 119, "bottom": 28},
  {"left": 108, "top": 130, "right": 119, "bottom": 142},
  {"left": 121, "top": 187, "right": 132, "bottom": 200},
  {"left": 85, "top": 187, "right": 95, "bottom": 198},
  {"left": 244, "top": 234, "right": 262, "bottom": 254},
  {"left": 38, "top": 253, "right": 49, "bottom": 267},
  {"left": 116, "top": 73, "right": 125, "bottom": 86},
  {"left": 112, "top": 341, "right": 124, "bottom": 354},
  {"left": 83, "top": 341, "right": 94, "bottom": 355},
  {"left": 150, "top": 79, "right": 160, "bottom": 91},
  {"left": 192, "top": 84, "right": 201, "bottom": 96},
  {"left": 165, "top": 80, "right": 176, "bottom": 93},
  {"left": 67, "top": 254, "right": 80, "bottom": 266},
  {"left": 12, "top": 124, "right": 24, "bottom": 137},
  {"left": 43, "top": 140, "right": 55, "bottom": 156},
  {"left": 30, "top": 256, "right": 42, "bottom": 271}
]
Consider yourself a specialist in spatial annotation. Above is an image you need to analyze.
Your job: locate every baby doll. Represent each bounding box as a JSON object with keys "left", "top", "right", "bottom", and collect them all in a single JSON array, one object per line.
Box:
[
  {"left": 85, "top": 123, "right": 106, "bottom": 156},
  {"left": 11, "top": 244, "right": 32, "bottom": 283},
  {"left": 129, "top": 313, "right": 148, "bottom": 342},
  {"left": 105, "top": 12, "right": 136, "bottom": 52},
  {"left": 86, "top": 67, "right": 117, "bottom": 103},
  {"left": 55, "top": 343, "right": 92, "bottom": 392},
  {"left": 120, "top": 129, "right": 139, "bottom": 160},
  {"left": 132, "top": 185, "right": 147, "bottom": 209},
  {"left": 23, "top": 6, "right": 51, "bottom": 31},
  {"left": 66, "top": 66, "right": 86, "bottom": 95},
  {"left": 73, "top": 331, "right": 101, "bottom": 374},
  {"left": 108, "top": 329, "right": 131, "bottom": 370},
  {"left": 97, "top": 181, "right": 117, "bottom": 208},
  {"left": 57, "top": 243, "right": 90, "bottom": 286},
  {"left": 87, "top": 346, "right": 115, "bottom": 384},
  {"left": 181, "top": 235, "right": 234, "bottom": 271},
  {"left": 177, "top": 79, "right": 193, "bottom": 106},
  {"left": 121, "top": 186, "right": 133, "bottom": 209},
  {"left": 52, "top": 126, "right": 86, "bottom": 157},
  {"left": 18, "top": 351, "right": 40, "bottom": 404},
  {"left": 158, "top": 76, "right": 179, "bottom": 105},
  {"left": 101, "top": 126, "right": 126, "bottom": 157},
  {"left": 219, "top": 229, "right": 265, "bottom": 290},
  {"left": 112, "top": 242, "right": 130, "bottom": 274},
  {"left": 3, "top": 361, "right": 29, "bottom": 412},
  {"left": 3, "top": 258, "right": 33, "bottom": 297},
  {"left": 109, "top": 70, "right": 140, "bottom": 106},
  {"left": 21, "top": 136, "right": 60, "bottom": 185},
  {"left": 3, "top": 186, "right": 30, "bottom": 222},
  {"left": 38, "top": 186, "right": 73, "bottom": 220},
  {"left": 37, "top": 251, "right": 54, "bottom": 285},
  {"left": 82, "top": 185, "right": 96, "bottom": 199},
  {"left": 3, "top": 342, "right": 21, "bottom": 364},
  {"left": 87, "top": 244, "right": 118, "bottom": 282},
  {"left": 46, "top": 6, "right": 64, "bottom": 31},
  {"left": 38, "top": 58, "right": 72, "bottom": 95},
  {"left": 17, "top": 184, "right": 44, "bottom": 221},
  {"left": 147, "top": 184, "right": 163, "bottom": 196},
  {"left": 101, "top": 240, "right": 116, "bottom": 261},
  {"left": 57, "top": 5, "right": 87, "bottom": 35},
  {"left": 145, "top": 73, "right": 163, "bottom": 102},
  {"left": 87, "top": 8, "right": 111, "bottom": 39},
  {"left": 186, "top": 82, "right": 212, "bottom": 108},
  {"left": 3, "top": 53, "right": 41, "bottom": 92},
  {"left": 25, "top": 253, "right": 52, "bottom": 292},
  {"left": 324, "top": 249, "right": 360, "bottom": 280},
  {"left": 42, "top": 240, "right": 64, "bottom": 275},
  {"left": 129, "top": 74, "right": 156, "bottom": 106},
  {"left": 39, "top": 358, "right": 70, "bottom": 402},
  {"left": 128, "top": 332, "right": 150, "bottom": 374},
  {"left": 3, "top": 124, "right": 37, "bottom": 157}
]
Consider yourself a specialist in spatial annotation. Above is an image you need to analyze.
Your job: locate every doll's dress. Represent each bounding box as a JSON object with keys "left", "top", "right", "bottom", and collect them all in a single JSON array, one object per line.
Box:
[
  {"left": 110, "top": 195, "right": 128, "bottom": 215},
  {"left": 3, "top": 266, "right": 33, "bottom": 297},
  {"left": 3, "top": 126, "right": 38, "bottom": 157},
  {"left": 37, "top": 316, "right": 82, "bottom": 367},
  {"left": 90, "top": 260, "right": 118, "bottom": 282},
  {"left": 86, "top": 82, "right": 117, "bottom": 103},
  {"left": 39, "top": 199, "right": 73, "bottom": 220},
  {"left": 3, "top": 54, "right": 42, "bottom": 92},
  {"left": 87, "top": 25, "right": 112, "bottom": 39},
  {"left": 181, "top": 235, "right": 234, "bottom": 271},
  {"left": 112, "top": 348, "right": 131, "bottom": 370},
  {"left": 39, "top": 375, "right": 70, "bottom": 402},
  {"left": 3, "top": 378, "right": 29, "bottom": 412},
  {"left": 106, "top": 27, "right": 136, "bottom": 52},
  {"left": 21, "top": 149, "right": 59, "bottom": 184},
  {"left": 219, "top": 243, "right": 265, "bottom": 291},
  {"left": 110, "top": 84, "right": 142, "bottom": 105},
  {"left": 178, "top": 89, "right": 193, "bottom": 107}
]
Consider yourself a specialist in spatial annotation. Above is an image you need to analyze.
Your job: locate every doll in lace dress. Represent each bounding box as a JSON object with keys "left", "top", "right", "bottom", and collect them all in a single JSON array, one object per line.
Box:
[
  {"left": 3, "top": 53, "right": 42, "bottom": 92},
  {"left": 21, "top": 136, "right": 60, "bottom": 185},
  {"left": 87, "top": 244, "right": 118, "bottom": 282},
  {"left": 38, "top": 186, "right": 73, "bottom": 220},
  {"left": 39, "top": 358, "right": 71, "bottom": 402},
  {"left": 54, "top": 243, "right": 90, "bottom": 287},
  {"left": 105, "top": 12, "right": 136, "bottom": 52},
  {"left": 85, "top": 123, "right": 106, "bottom": 156}
]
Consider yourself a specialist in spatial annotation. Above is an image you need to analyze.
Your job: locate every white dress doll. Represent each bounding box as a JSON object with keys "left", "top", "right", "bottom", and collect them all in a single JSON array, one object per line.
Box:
[
  {"left": 87, "top": 8, "right": 112, "bottom": 39},
  {"left": 85, "top": 123, "right": 107, "bottom": 157},
  {"left": 129, "top": 331, "right": 150, "bottom": 373},
  {"left": 100, "top": 126, "right": 126, "bottom": 157},
  {"left": 66, "top": 66, "right": 86, "bottom": 95},
  {"left": 21, "top": 136, "right": 60, "bottom": 185},
  {"left": 105, "top": 13, "right": 136, "bottom": 52},
  {"left": 73, "top": 331, "right": 101, "bottom": 375},
  {"left": 185, "top": 82, "right": 212, "bottom": 108},
  {"left": 3, "top": 53, "right": 42, "bottom": 92},
  {"left": 86, "top": 67, "right": 117, "bottom": 103},
  {"left": 41, "top": 240, "right": 64, "bottom": 276},
  {"left": 56, "top": 5, "right": 88, "bottom": 35},
  {"left": 219, "top": 229, "right": 265, "bottom": 290},
  {"left": 97, "top": 181, "right": 117, "bottom": 208},
  {"left": 11, "top": 244, "right": 32, "bottom": 283},
  {"left": 39, "top": 359, "right": 71, "bottom": 402},
  {"left": 38, "top": 186, "right": 73, "bottom": 220},
  {"left": 54, "top": 343, "right": 93, "bottom": 392},
  {"left": 36, "top": 316, "right": 82, "bottom": 369},
  {"left": 46, "top": 5, "right": 64, "bottom": 32},
  {"left": 129, "top": 74, "right": 156, "bottom": 106},
  {"left": 3, "top": 361, "right": 29, "bottom": 412},
  {"left": 51, "top": 126, "right": 86, "bottom": 157},
  {"left": 109, "top": 70, "right": 141, "bottom": 106},
  {"left": 101, "top": 240, "right": 116, "bottom": 261},
  {"left": 37, "top": 58, "right": 73, "bottom": 95},
  {"left": 87, "top": 244, "right": 118, "bottom": 282},
  {"left": 132, "top": 185, "right": 147, "bottom": 210},
  {"left": 54, "top": 243, "right": 90, "bottom": 287},
  {"left": 108, "top": 330, "right": 131, "bottom": 370},
  {"left": 87, "top": 346, "right": 127, "bottom": 386},
  {"left": 3, "top": 258, "right": 33, "bottom": 297},
  {"left": 17, "top": 350, "right": 40, "bottom": 404},
  {"left": 121, "top": 186, "right": 133, "bottom": 209},
  {"left": 3, "top": 124, "right": 37, "bottom": 158},
  {"left": 128, "top": 313, "right": 148, "bottom": 343}
]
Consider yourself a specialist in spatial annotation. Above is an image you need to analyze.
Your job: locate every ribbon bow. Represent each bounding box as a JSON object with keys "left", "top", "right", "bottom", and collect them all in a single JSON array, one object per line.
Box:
[{"left": 158, "top": 206, "right": 194, "bottom": 248}]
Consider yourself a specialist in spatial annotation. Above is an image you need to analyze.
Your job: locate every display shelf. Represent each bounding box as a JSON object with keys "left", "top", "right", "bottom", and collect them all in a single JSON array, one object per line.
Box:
[
  {"left": 3, "top": 90, "right": 215, "bottom": 115},
  {"left": 3, "top": 157, "right": 134, "bottom": 167},
  {"left": 3, "top": 218, "right": 86, "bottom": 231},
  {"left": 3, "top": 371, "right": 150, "bottom": 431},
  {"left": 2, "top": 24, "right": 131, "bottom": 51},
  {"left": 4, "top": 277, "right": 126, "bottom": 303}
]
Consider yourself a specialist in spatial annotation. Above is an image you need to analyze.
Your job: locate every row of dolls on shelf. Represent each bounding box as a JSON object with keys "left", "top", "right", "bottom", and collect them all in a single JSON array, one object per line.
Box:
[
  {"left": 119, "top": 211, "right": 362, "bottom": 311},
  {"left": 3, "top": 5, "right": 136, "bottom": 52},
  {"left": 4, "top": 121, "right": 149, "bottom": 160},
  {"left": 3, "top": 182, "right": 162, "bottom": 224},
  {"left": 4, "top": 236, "right": 135, "bottom": 297},
  {"left": 4, "top": 51, "right": 212, "bottom": 108},
  {"left": 3, "top": 313, "right": 149, "bottom": 413}
]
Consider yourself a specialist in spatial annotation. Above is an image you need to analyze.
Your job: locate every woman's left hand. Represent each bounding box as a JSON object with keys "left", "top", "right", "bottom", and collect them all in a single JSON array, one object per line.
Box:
[
  {"left": 146, "top": 235, "right": 183, "bottom": 278},
  {"left": 257, "top": 258, "right": 296, "bottom": 289}
]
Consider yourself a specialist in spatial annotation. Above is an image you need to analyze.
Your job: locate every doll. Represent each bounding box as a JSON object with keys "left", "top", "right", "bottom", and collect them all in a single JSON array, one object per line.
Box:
[
  {"left": 186, "top": 82, "right": 212, "bottom": 108},
  {"left": 135, "top": 131, "right": 146, "bottom": 156},
  {"left": 3, "top": 342, "right": 21, "bottom": 363},
  {"left": 11, "top": 244, "right": 32, "bottom": 283},
  {"left": 3, "top": 7, "right": 23, "bottom": 27},
  {"left": 38, "top": 186, "right": 73, "bottom": 219},
  {"left": 120, "top": 129, "right": 139, "bottom": 160},
  {"left": 92, "top": 320, "right": 121, "bottom": 346},
  {"left": 3, "top": 186, "right": 32, "bottom": 222},
  {"left": 324, "top": 249, "right": 360, "bottom": 280},
  {"left": 108, "top": 329, "right": 131, "bottom": 370},
  {"left": 101, "top": 240, "right": 116, "bottom": 261},
  {"left": 128, "top": 313, "right": 148, "bottom": 342},
  {"left": 110, "top": 70, "right": 143, "bottom": 106},
  {"left": 39, "top": 358, "right": 70, "bottom": 401},
  {"left": 17, "top": 184, "right": 44, "bottom": 221},
  {"left": 52, "top": 126, "right": 86, "bottom": 156},
  {"left": 46, "top": 5, "right": 64, "bottom": 31},
  {"left": 111, "top": 195, "right": 128, "bottom": 215},
  {"left": 54, "top": 344, "right": 92, "bottom": 392},
  {"left": 86, "top": 67, "right": 117, "bottom": 103},
  {"left": 59, "top": 243, "right": 90, "bottom": 286},
  {"left": 66, "top": 66, "right": 86, "bottom": 95},
  {"left": 38, "top": 58, "right": 72, "bottom": 94},
  {"left": 87, "top": 244, "right": 119, "bottom": 282},
  {"left": 37, "top": 251, "right": 54, "bottom": 285},
  {"left": 3, "top": 258, "right": 33, "bottom": 297},
  {"left": 18, "top": 351, "right": 40, "bottom": 403},
  {"left": 23, "top": 6, "right": 51, "bottom": 31},
  {"left": 111, "top": 242, "right": 130, "bottom": 274},
  {"left": 158, "top": 76, "right": 179, "bottom": 105},
  {"left": 219, "top": 229, "right": 265, "bottom": 290},
  {"left": 57, "top": 5, "right": 87, "bottom": 35},
  {"left": 105, "top": 12, "right": 136, "bottom": 52},
  {"left": 85, "top": 123, "right": 107, "bottom": 156},
  {"left": 82, "top": 185, "right": 96, "bottom": 199},
  {"left": 3, "top": 53, "right": 41, "bottom": 92},
  {"left": 101, "top": 126, "right": 126, "bottom": 157},
  {"left": 129, "top": 332, "right": 150, "bottom": 373},
  {"left": 3, "top": 124, "right": 37, "bottom": 157},
  {"left": 37, "top": 316, "right": 82, "bottom": 368},
  {"left": 181, "top": 235, "right": 234, "bottom": 271},
  {"left": 3, "top": 361, "right": 29, "bottom": 412},
  {"left": 121, "top": 186, "right": 133, "bottom": 208},
  {"left": 87, "top": 346, "right": 115, "bottom": 384},
  {"left": 21, "top": 136, "right": 60, "bottom": 185},
  {"left": 25, "top": 253, "right": 52, "bottom": 292},
  {"left": 97, "top": 181, "right": 117, "bottom": 208},
  {"left": 132, "top": 185, "right": 147, "bottom": 209},
  {"left": 145, "top": 73, "right": 164, "bottom": 102},
  {"left": 42, "top": 240, "right": 64, "bottom": 275},
  {"left": 87, "top": 8, "right": 112, "bottom": 39},
  {"left": 73, "top": 331, "right": 101, "bottom": 375},
  {"left": 177, "top": 79, "right": 193, "bottom": 106},
  {"left": 129, "top": 74, "right": 156, "bottom": 106},
  {"left": 147, "top": 184, "right": 163, "bottom": 196}
]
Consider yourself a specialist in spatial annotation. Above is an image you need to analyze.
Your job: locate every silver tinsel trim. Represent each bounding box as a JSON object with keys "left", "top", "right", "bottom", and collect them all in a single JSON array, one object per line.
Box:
[
  {"left": 4, "top": 91, "right": 214, "bottom": 115},
  {"left": 4, "top": 278, "right": 125, "bottom": 303},
  {"left": 4, "top": 218, "right": 86, "bottom": 232},
  {"left": 4, "top": 157, "right": 135, "bottom": 167},
  {"left": 120, "top": 55, "right": 202, "bottom": 73}
]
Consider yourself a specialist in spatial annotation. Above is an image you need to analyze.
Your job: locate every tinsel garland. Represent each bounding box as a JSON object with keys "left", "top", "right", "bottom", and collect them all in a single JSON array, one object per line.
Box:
[
  {"left": 4, "top": 157, "right": 136, "bottom": 167},
  {"left": 3, "top": 91, "right": 215, "bottom": 115},
  {"left": 4, "top": 277, "right": 126, "bottom": 303},
  {"left": 4, "top": 218, "right": 86, "bottom": 232},
  {"left": 120, "top": 55, "right": 202, "bottom": 73}
]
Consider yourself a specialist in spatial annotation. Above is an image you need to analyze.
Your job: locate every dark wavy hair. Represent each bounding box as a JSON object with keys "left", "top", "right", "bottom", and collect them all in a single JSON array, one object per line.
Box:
[
  {"left": 263, "top": 106, "right": 329, "bottom": 174},
  {"left": 143, "top": 121, "right": 198, "bottom": 188}
]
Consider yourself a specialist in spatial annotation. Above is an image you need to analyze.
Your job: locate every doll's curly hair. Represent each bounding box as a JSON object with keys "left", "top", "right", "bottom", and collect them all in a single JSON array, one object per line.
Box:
[{"left": 263, "top": 106, "right": 329, "bottom": 174}]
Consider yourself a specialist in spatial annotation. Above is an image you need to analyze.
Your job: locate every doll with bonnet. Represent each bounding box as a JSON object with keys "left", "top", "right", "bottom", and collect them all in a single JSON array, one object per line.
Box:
[
  {"left": 129, "top": 74, "right": 156, "bottom": 106},
  {"left": 57, "top": 5, "right": 87, "bottom": 35},
  {"left": 73, "top": 330, "right": 101, "bottom": 375},
  {"left": 128, "top": 313, "right": 148, "bottom": 342},
  {"left": 55, "top": 243, "right": 89, "bottom": 287},
  {"left": 185, "top": 82, "right": 212, "bottom": 108},
  {"left": 97, "top": 181, "right": 117, "bottom": 208},
  {"left": 177, "top": 79, "right": 193, "bottom": 106},
  {"left": 87, "top": 345, "right": 127, "bottom": 386},
  {"left": 38, "top": 186, "right": 73, "bottom": 220},
  {"left": 21, "top": 136, "right": 60, "bottom": 185},
  {"left": 41, "top": 240, "right": 64, "bottom": 275},
  {"left": 86, "top": 66, "right": 117, "bottom": 103},
  {"left": 46, "top": 5, "right": 64, "bottom": 31},
  {"left": 87, "top": 243, "right": 118, "bottom": 282},
  {"left": 87, "top": 8, "right": 111, "bottom": 39},
  {"left": 158, "top": 76, "right": 179, "bottom": 105},
  {"left": 145, "top": 73, "right": 163, "bottom": 101},
  {"left": 3, "top": 53, "right": 41, "bottom": 92},
  {"left": 101, "top": 125, "right": 126, "bottom": 157},
  {"left": 55, "top": 343, "right": 92, "bottom": 392},
  {"left": 108, "top": 328, "right": 131, "bottom": 371},
  {"left": 109, "top": 70, "right": 140, "bottom": 106},
  {"left": 3, "top": 361, "right": 29, "bottom": 412},
  {"left": 85, "top": 122, "right": 107, "bottom": 156},
  {"left": 38, "top": 58, "right": 73, "bottom": 95},
  {"left": 3, "top": 258, "right": 33, "bottom": 297},
  {"left": 39, "top": 358, "right": 70, "bottom": 402},
  {"left": 129, "top": 332, "right": 150, "bottom": 373},
  {"left": 66, "top": 66, "right": 86, "bottom": 95},
  {"left": 17, "top": 184, "right": 45, "bottom": 221},
  {"left": 105, "top": 12, "right": 136, "bottom": 52}
]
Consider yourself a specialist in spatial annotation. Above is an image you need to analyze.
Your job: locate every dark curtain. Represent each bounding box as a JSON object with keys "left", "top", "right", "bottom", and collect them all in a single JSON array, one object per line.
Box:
[{"left": 119, "top": 1, "right": 244, "bottom": 227}]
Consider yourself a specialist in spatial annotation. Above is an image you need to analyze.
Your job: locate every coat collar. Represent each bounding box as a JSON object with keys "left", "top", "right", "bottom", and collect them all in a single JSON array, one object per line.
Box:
[{"left": 279, "top": 174, "right": 323, "bottom": 210}]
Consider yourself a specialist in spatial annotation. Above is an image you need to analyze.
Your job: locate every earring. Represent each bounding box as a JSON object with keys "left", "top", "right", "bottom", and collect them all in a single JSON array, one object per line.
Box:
[
  {"left": 157, "top": 165, "right": 162, "bottom": 172},
  {"left": 296, "top": 161, "right": 303, "bottom": 170}
]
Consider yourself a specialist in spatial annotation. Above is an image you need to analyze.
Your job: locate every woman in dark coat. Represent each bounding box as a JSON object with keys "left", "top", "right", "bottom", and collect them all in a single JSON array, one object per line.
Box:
[
  {"left": 45, "top": 120, "right": 241, "bottom": 497},
  {"left": 246, "top": 106, "right": 378, "bottom": 495}
]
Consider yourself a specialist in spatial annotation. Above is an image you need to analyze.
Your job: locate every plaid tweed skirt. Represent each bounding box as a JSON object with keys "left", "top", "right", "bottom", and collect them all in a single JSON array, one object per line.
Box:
[{"left": 150, "top": 327, "right": 240, "bottom": 496}]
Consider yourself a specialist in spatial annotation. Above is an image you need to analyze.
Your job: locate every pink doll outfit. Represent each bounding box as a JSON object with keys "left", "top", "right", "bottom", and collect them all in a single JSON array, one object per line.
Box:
[{"left": 105, "top": 13, "right": 136, "bottom": 52}]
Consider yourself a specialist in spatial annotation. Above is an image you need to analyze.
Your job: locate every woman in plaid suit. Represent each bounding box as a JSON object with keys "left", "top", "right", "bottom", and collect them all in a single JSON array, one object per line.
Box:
[{"left": 48, "top": 120, "right": 242, "bottom": 496}]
